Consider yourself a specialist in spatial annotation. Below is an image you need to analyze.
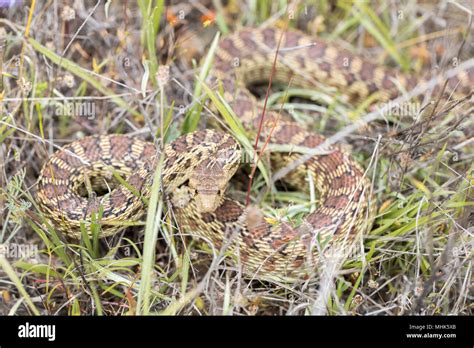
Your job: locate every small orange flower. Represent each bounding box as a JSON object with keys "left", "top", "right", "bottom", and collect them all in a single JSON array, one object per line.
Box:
[
  {"left": 201, "top": 11, "right": 216, "bottom": 27},
  {"left": 166, "top": 10, "right": 178, "bottom": 26}
]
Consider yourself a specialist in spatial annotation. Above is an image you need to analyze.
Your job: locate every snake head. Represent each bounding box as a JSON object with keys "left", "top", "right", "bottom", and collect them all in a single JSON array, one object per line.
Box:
[
  {"left": 189, "top": 167, "right": 230, "bottom": 213},
  {"left": 188, "top": 150, "right": 239, "bottom": 213},
  {"left": 189, "top": 175, "right": 225, "bottom": 213}
]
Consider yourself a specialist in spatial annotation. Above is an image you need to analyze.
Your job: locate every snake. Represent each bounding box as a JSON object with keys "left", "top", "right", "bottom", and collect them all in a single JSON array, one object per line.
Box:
[{"left": 37, "top": 28, "right": 473, "bottom": 280}]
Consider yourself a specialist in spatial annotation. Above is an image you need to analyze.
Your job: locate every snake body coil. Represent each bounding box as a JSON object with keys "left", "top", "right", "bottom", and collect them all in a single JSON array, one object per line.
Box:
[{"left": 37, "top": 28, "right": 473, "bottom": 279}]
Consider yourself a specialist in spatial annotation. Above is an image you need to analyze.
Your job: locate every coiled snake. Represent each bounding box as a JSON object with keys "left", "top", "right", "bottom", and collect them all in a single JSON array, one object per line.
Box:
[{"left": 37, "top": 28, "right": 473, "bottom": 279}]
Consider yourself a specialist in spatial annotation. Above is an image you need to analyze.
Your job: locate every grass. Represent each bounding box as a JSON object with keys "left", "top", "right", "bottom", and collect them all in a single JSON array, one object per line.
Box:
[{"left": 0, "top": 1, "right": 472, "bottom": 316}]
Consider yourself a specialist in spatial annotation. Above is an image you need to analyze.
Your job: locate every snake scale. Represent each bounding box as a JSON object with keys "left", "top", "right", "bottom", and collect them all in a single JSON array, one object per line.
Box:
[{"left": 37, "top": 28, "right": 473, "bottom": 279}]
